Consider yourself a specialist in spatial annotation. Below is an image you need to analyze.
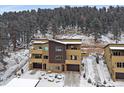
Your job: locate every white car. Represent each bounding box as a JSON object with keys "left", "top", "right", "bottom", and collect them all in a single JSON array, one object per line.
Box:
[
  {"left": 41, "top": 72, "right": 45, "bottom": 76},
  {"left": 48, "top": 77, "right": 54, "bottom": 82},
  {"left": 56, "top": 74, "right": 63, "bottom": 79},
  {"left": 49, "top": 74, "right": 55, "bottom": 78},
  {"left": 44, "top": 76, "right": 47, "bottom": 79}
]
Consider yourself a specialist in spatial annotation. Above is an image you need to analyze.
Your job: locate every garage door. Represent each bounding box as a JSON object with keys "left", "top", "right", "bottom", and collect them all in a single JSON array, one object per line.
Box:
[
  {"left": 66, "top": 64, "right": 80, "bottom": 71},
  {"left": 33, "top": 63, "right": 42, "bottom": 69},
  {"left": 116, "top": 72, "right": 124, "bottom": 79}
]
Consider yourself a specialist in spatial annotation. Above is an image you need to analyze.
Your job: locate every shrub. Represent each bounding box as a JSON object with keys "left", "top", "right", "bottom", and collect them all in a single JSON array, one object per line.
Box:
[
  {"left": 83, "top": 73, "right": 85, "bottom": 78},
  {"left": 88, "top": 78, "right": 91, "bottom": 83}
]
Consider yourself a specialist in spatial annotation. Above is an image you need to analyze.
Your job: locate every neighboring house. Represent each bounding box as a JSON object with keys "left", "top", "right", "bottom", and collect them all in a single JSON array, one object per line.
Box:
[
  {"left": 104, "top": 44, "right": 124, "bottom": 81},
  {"left": 29, "top": 39, "right": 82, "bottom": 72}
]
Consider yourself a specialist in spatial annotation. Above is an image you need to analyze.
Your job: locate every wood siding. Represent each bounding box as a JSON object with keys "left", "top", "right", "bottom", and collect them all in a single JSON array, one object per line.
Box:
[{"left": 49, "top": 40, "right": 66, "bottom": 63}]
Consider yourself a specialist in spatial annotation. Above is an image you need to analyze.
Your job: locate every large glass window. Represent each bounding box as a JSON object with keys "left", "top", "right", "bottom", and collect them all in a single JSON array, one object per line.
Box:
[
  {"left": 32, "top": 54, "right": 42, "bottom": 58},
  {"left": 112, "top": 51, "right": 120, "bottom": 56},
  {"left": 55, "top": 55, "right": 63, "bottom": 60},
  {"left": 71, "top": 45, "right": 77, "bottom": 50},
  {"left": 116, "top": 62, "right": 124, "bottom": 68},
  {"left": 43, "top": 47, "right": 48, "bottom": 51},
  {"left": 38, "top": 46, "right": 42, "bottom": 49},
  {"left": 55, "top": 46, "right": 63, "bottom": 52},
  {"left": 43, "top": 55, "right": 48, "bottom": 59},
  {"left": 70, "top": 55, "right": 77, "bottom": 60}
]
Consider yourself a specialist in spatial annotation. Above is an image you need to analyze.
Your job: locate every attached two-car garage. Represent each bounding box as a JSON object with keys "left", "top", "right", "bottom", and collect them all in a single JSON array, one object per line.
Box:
[
  {"left": 116, "top": 72, "right": 124, "bottom": 79},
  {"left": 33, "top": 63, "right": 42, "bottom": 69},
  {"left": 32, "top": 63, "right": 80, "bottom": 72},
  {"left": 66, "top": 64, "right": 80, "bottom": 72},
  {"left": 33, "top": 63, "right": 46, "bottom": 70}
]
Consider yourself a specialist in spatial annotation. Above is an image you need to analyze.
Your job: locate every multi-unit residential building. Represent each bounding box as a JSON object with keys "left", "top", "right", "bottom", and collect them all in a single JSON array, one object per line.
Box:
[
  {"left": 29, "top": 39, "right": 82, "bottom": 72},
  {"left": 104, "top": 44, "right": 124, "bottom": 81}
]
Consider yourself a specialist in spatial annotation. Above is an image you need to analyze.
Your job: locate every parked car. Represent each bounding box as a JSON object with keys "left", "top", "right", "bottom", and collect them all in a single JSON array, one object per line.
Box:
[
  {"left": 41, "top": 72, "right": 45, "bottom": 76},
  {"left": 49, "top": 74, "right": 55, "bottom": 78},
  {"left": 48, "top": 77, "right": 54, "bottom": 82},
  {"left": 56, "top": 74, "right": 63, "bottom": 79},
  {"left": 44, "top": 76, "right": 47, "bottom": 79}
]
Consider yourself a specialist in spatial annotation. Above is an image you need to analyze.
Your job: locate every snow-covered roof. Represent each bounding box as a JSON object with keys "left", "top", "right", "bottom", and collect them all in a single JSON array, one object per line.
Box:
[
  {"left": 49, "top": 39, "right": 82, "bottom": 45},
  {"left": 63, "top": 42, "right": 82, "bottom": 44},
  {"left": 49, "top": 39, "right": 65, "bottom": 44},
  {"left": 33, "top": 41, "right": 48, "bottom": 44},
  {"left": 109, "top": 47, "right": 124, "bottom": 50},
  {"left": 5, "top": 78, "right": 38, "bottom": 87},
  {"left": 32, "top": 39, "right": 82, "bottom": 45}
]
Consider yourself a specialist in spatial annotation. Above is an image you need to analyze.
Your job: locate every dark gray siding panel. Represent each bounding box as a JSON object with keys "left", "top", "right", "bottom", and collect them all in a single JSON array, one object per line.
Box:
[{"left": 49, "top": 40, "right": 66, "bottom": 63}]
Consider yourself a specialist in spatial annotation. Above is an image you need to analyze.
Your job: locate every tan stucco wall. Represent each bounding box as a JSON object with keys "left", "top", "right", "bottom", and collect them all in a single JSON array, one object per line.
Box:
[{"left": 104, "top": 44, "right": 124, "bottom": 81}]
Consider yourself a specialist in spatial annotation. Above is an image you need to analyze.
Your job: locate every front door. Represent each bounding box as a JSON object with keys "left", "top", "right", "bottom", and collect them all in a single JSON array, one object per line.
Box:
[{"left": 43, "top": 64, "right": 46, "bottom": 70}]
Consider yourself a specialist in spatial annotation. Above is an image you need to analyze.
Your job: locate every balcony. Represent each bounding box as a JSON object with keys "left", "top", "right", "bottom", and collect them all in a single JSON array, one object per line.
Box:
[
  {"left": 65, "top": 60, "right": 81, "bottom": 65},
  {"left": 113, "top": 68, "right": 124, "bottom": 73},
  {"left": 30, "top": 49, "right": 48, "bottom": 54},
  {"left": 42, "top": 59, "right": 48, "bottom": 63},
  {"left": 66, "top": 49, "right": 81, "bottom": 56},
  {"left": 30, "top": 58, "right": 42, "bottom": 63},
  {"left": 30, "top": 49, "right": 43, "bottom": 54},
  {"left": 112, "top": 56, "right": 124, "bottom": 62},
  {"left": 30, "top": 57, "right": 48, "bottom": 63},
  {"left": 42, "top": 50, "right": 48, "bottom": 55}
]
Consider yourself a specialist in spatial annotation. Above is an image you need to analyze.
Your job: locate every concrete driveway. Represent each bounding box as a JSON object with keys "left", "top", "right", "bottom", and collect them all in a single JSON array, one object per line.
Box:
[{"left": 64, "top": 71, "right": 80, "bottom": 87}]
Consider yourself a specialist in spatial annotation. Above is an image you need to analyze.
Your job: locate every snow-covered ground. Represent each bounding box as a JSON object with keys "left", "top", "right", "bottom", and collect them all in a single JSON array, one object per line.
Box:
[
  {"left": 82, "top": 54, "right": 124, "bottom": 87},
  {"left": 5, "top": 78, "right": 39, "bottom": 87},
  {"left": 57, "top": 33, "right": 124, "bottom": 45},
  {"left": 2, "top": 52, "right": 124, "bottom": 87},
  {"left": 1, "top": 32, "right": 124, "bottom": 87},
  {"left": 9, "top": 70, "right": 65, "bottom": 87},
  {"left": 0, "top": 49, "right": 29, "bottom": 85}
]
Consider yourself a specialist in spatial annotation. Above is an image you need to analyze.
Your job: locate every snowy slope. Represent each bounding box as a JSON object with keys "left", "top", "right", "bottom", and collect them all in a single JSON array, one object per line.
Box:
[
  {"left": 5, "top": 78, "right": 38, "bottom": 87},
  {"left": 0, "top": 49, "right": 29, "bottom": 85}
]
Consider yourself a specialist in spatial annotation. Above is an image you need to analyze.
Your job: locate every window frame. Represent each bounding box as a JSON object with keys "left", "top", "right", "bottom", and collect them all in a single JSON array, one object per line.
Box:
[
  {"left": 55, "top": 55, "right": 63, "bottom": 60},
  {"left": 55, "top": 46, "right": 63, "bottom": 52}
]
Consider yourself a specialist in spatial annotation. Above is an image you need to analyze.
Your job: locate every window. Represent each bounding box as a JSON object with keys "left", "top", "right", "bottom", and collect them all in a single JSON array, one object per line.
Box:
[
  {"left": 32, "top": 54, "right": 42, "bottom": 58},
  {"left": 55, "top": 46, "right": 63, "bottom": 52},
  {"left": 43, "top": 47, "right": 48, "bottom": 51},
  {"left": 39, "top": 46, "right": 42, "bottom": 49},
  {"left": 71, "top": 46, "right": 77, "bottom": 50},
  {"left": 112, "top": 51, "right": 120, "bottom": 56},
  {"left": 55, "top": 66, "right": 60, "bottom": 70},
  {"left": 55, "top": 55, "right": 63, "bottom": 60},
  {"left": 71, "top": 55, "right": 77, "bottom": 60},
  {"left": 116, "top": 62, "right": 124, "bottom": 68},
  {"left": 117, "top": 62, "right": 121, "bottom": 68},
  {"left": 43, "top": 55, "right": 48, "bottom": 59}
]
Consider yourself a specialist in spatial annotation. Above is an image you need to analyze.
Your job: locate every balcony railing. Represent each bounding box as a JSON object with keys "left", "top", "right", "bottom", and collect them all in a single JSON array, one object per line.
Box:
[
  {"left": 65, "top": 60, "right": 81, "bottom": 64},
  {"left": 113, "top": 67, "right": 124, "bottom": 72},
  {"left": 30, "top": 58, "right": 42, "bottom": 62},
  {"left": 66, "top": 49, "right": 81, "bottom": 55},
  {"left": 30, "top": 49, "right": 48, "bottom": 54},
  {"left": 112, "top": 56, "right": 124, "bottom": 62}
]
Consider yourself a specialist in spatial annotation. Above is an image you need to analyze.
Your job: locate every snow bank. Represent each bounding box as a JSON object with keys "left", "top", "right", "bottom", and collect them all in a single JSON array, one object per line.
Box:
[
  {"left": 0, "top": 49, "right": 29, "bottom": 84},
  {"left": 5, "top": 78, "right": 38, "bottom": 87}
]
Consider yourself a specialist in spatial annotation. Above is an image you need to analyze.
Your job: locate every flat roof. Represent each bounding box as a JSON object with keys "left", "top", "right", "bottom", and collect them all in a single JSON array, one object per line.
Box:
[
  {"left": 63, "top": 42, "right": 82, "bottom": 44},
  {"left": 32, "top": 39, "right": 82, "bottom": 45},
  {"left": 104, "top": 44, "right": 124, "bottom": 48},
  {"left": 109, "top": 47, "right": 124, "bottom": 50},
  {"left": 5, "top": 78, "right": 38, "bottom": 87},
  {"left": 49, "top": 39, "right": 82, "bottom": 44},
  {"left": 33, "top": 41, "right": 48, "bottom": 44}
]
